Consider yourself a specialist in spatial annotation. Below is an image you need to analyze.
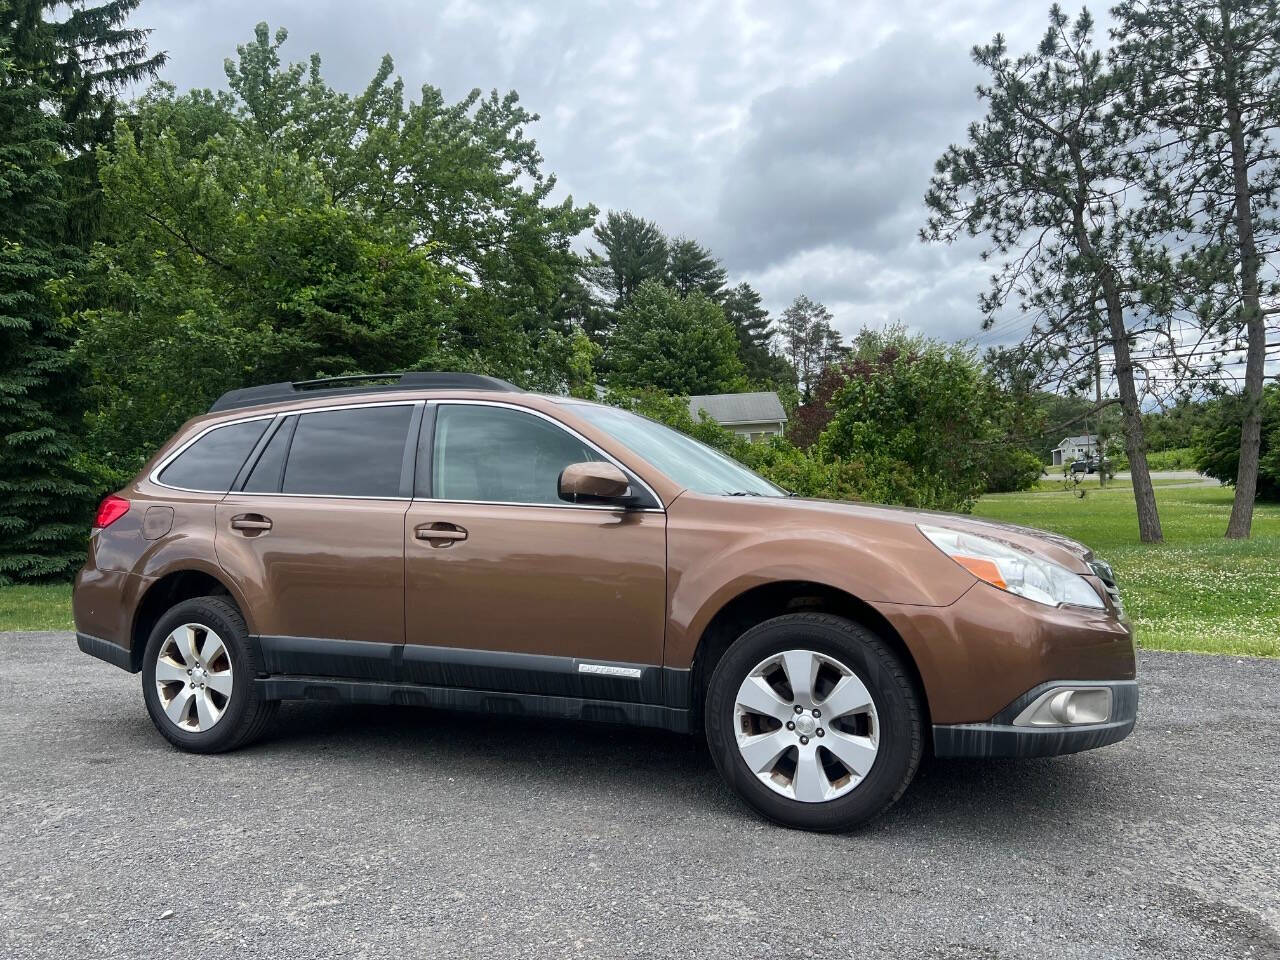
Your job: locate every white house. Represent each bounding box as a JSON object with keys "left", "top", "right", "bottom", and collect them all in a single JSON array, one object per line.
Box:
[
  {"left": 1051, "top": 434, "right": 1099, "bottom": 466},
  {"left": 688, "top": 391, "right": 788, "bottom": 441}
]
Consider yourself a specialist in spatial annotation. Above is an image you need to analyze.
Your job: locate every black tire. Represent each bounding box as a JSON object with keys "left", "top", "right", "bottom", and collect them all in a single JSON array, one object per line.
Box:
[
  {"left": 141, "top": 595, "right": 277, "bottom": 753},
  {"left": 704, "top": 613, "right": 924, "bottom": 832}
]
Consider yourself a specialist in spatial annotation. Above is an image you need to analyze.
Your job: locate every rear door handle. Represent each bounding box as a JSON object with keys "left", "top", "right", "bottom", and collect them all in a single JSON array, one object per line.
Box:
[
  {"left": 415, "top": 522, "right": 467, "bottom": 546},
  {"left": 230, "top": 514, "right": 273, "bottom": 533}
]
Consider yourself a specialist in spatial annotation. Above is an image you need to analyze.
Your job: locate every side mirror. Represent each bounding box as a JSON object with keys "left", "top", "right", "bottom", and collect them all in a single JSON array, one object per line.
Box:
[{"left": 559, "top": 461, "right": 634, "bottom": 506}]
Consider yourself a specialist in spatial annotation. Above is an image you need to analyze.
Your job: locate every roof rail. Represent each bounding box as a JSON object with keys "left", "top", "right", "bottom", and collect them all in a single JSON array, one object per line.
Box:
[{"left": 208, "top": 372, "right": 523, "bottom": 413}]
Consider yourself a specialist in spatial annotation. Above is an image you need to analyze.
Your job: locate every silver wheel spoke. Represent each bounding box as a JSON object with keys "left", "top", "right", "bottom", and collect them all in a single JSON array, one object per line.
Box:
[
  {"left": 821, "top": 674, "right": 873, "bottom": 721},
  {"left": 205, "top": 671, "right": 233, "bottom": 697},
  {"left": 194, "top": 690, "right": 219, "bottom": 729},
  {"left": 164, "top": 687, "right": 194, "bottom": 726},
  {"left": 199, "top": 632, "right": 227, "bottom": 667},
  {"left": 739, "top": 729, "right": 792, "bottom": 773},
  {"left": 781, "top": 650, "right": 817, "bottom": 706},
  {"left": 174, "top": 625, "right": 199, "bottom": 666},
  {"left": 155, "top": 658, "right": 188, "bottom": 685},
  {"left": 792, "top": 745, "right": 830, "bottom": 803},
  {"left": 155, "top": 623, "right": 233, "bottom": 733},
  {"left": 732, "top": 647, "right": 881, "bottom": 804},
  {"left": 823, "top": 730, "right": 878, "bottom": 777},
  {"left": 735, "top": 675, "right": 793, "bottom": 722}
]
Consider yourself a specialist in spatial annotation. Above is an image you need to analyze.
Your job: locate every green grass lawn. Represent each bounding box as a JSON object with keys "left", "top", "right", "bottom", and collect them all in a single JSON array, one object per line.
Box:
[
  {"left": 2, "top": 483, "right": 1275, "bottom": 657},
  {"left": 0, "top": 583, "right": 73, "bottom": 631},
  {"left": 974, "top": 484, "right": 1279, "bottom": 658}
]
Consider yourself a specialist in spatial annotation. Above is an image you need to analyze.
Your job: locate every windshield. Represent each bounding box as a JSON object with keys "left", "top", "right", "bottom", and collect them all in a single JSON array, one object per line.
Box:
[{"left": 568, "top": 402, "right": 786, "bottom": 497}]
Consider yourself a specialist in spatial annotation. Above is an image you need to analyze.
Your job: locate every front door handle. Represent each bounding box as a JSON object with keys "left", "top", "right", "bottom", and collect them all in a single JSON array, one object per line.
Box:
[
  {"left": 230, "top": 513, "right": 273, "bottom": 534},
  {"left": 415, "top": 522, "right": 468, "bottom": 546}
]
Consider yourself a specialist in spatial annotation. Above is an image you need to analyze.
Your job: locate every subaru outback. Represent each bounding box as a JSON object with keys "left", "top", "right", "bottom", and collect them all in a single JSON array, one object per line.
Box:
[{"left": 74, "top": 372, "right": 1137, "bottom": 831}]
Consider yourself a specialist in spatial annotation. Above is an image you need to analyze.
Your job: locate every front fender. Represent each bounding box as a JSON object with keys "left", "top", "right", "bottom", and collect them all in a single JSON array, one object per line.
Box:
[{"left": 663, "top": 501, "right": 972, "bottom": 668}]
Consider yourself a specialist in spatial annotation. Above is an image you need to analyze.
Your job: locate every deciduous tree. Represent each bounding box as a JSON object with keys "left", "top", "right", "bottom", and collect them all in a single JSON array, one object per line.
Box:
[{"left": 606, "top": 280, "right": 744, "bottom": 395}]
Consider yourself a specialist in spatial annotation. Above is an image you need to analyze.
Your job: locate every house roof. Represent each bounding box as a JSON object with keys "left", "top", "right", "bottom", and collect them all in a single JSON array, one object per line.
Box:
[
  {"left": 688, "top": 391, "right": 788, "bottom": 425},
  {"left": 1055, "top": 434, "right": 1098, "bottom": 448}
]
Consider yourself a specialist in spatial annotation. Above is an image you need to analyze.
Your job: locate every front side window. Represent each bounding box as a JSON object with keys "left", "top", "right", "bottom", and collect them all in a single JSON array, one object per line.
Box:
[
  {"left": 568, "top": 402, "right": 785, "bottom": 497},
  {"left": 282, "top": 405, "right": 413, "bottom": 498},
  {"left": 158, "top": 419, "right": 270, "bottom": 492},
  {"left": 430, "top": 404, "right": 602, "bottom": 504}
]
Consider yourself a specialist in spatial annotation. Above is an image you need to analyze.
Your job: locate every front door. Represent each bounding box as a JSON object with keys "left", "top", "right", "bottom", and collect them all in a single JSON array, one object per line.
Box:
[
  {"left": 402, "top": 402, "right": 667, "bottom": 701},
  {"left": 215, "top": 402, "right": 420, "bottom": 680}
]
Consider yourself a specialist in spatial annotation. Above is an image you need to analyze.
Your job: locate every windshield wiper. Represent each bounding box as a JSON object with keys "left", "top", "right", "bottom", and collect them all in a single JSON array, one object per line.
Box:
[{"left": 725, "top": 490, "right": 762, "bottom": 496}]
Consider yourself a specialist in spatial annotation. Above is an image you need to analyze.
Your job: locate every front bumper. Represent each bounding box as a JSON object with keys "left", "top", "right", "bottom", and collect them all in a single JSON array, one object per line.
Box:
[{"left": 932, "top": 679, "right": 1137, "bottom": 758}]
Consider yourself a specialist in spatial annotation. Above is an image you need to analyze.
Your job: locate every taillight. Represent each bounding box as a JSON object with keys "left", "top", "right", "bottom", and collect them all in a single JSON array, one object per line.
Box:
[{"left": 93, "top": 495, "right": 130, "bottom": 529}]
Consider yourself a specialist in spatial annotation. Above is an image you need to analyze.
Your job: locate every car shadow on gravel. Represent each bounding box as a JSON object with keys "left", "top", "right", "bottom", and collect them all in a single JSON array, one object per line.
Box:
[{"left": 251, "top": 699, "right": 1127, "bottom": 839}]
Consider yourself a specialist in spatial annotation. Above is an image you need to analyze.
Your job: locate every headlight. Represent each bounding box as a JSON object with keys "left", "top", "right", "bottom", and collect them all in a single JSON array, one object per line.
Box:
[{"left": 918, "top": 524, "right": 1105, "bottom": 610}]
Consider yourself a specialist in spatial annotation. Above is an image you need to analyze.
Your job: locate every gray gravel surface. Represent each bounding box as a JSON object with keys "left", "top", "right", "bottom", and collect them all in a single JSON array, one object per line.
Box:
[{"left": 2, "top": 632, "right": 1277, "bottom": 959}]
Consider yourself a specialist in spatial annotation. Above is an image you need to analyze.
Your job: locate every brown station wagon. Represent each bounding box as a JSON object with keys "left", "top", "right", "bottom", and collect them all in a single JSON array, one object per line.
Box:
[{"left": 74, "top": 372, "right": 1137, "bottom": 831}]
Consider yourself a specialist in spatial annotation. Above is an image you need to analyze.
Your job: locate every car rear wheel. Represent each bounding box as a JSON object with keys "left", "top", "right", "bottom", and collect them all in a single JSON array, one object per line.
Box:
[
  {"left": 141, "top": 596, "right": 277, "bottom": 753},
  {"left": 705, "top": 613, "right": 924, "bottom": 831}
]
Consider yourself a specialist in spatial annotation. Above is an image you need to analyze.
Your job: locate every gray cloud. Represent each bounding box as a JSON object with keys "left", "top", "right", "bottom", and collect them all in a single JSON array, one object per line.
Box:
[{"left": 142, "top": 0, "right": 1054, "bottom": 342}]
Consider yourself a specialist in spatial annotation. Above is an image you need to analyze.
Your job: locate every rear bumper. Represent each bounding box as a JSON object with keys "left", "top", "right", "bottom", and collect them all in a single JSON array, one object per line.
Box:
[
  {"left": 76, "top": 632, "right": 135, "bottom": 672},
  {"left": 932, "top": 679, "right": 1137, "bottom": 758}
]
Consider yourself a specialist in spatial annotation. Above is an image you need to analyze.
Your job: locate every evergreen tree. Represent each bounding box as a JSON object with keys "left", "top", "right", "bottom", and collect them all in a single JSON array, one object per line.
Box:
[
  {"left": 665, "top": 237, "right": 727, "bottom": 299},
  {"left": 1113, "top": 0, "right": 1280, "bottom": 538},
  {"left": 777, "top": 294, "right": 845, "bottom": 400},
  {"left": 0, "top": 46, "right": 89, "bottom": 581},
  {"left": 722, "top": 282, "right": 788, "bottom": 384},
  {"left": 923, "top": 7, "right": 1166, "bottom": 542},
  {"left": 590, "top": 210, "right": 668, "bottom": 310},
  {"left": 2, "top": 0, "right": 167, "bottom": 245}
]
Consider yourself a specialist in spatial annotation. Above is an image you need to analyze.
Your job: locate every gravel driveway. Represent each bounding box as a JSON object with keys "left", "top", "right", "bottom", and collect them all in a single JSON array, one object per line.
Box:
[{"left": 1, "top": 632, "right": 1277, "bottom": 959}]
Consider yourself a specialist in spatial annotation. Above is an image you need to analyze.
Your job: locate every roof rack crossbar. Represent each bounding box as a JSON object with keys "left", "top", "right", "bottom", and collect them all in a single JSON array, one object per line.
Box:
[{"left": 208, "top": 371, "right": 523, "bottom": 413}]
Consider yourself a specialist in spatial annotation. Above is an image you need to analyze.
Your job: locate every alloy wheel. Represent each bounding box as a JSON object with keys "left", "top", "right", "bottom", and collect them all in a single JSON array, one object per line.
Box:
[
  {"left": 154, "top": 623, "right": 234, "bottom": 732},
  {"left": 733, "top": 648, "right": 879, "bottom": 803}
]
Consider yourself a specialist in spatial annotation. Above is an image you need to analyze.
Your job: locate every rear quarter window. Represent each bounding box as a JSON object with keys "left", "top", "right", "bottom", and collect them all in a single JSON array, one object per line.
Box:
[{"left": 157, "top": 419, "right": 270, "bottom": 492}]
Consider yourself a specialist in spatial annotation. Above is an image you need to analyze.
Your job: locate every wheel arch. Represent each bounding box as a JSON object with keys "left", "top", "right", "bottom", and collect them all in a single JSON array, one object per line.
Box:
[
  {"left": 689, "top": 580, "right": 931, "bottom": 732},
  {"left": 130, "top": 568, "right": 247, "bottom": 672}
]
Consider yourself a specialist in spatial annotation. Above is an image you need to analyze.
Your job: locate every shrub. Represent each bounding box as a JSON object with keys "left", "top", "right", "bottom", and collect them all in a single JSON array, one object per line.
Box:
[
  {"left": 1195, "top": 385, "right": 1280, "bottom": 501},
  {"left": 984, "top": 447, "right": 1045, "bottom": 493}
]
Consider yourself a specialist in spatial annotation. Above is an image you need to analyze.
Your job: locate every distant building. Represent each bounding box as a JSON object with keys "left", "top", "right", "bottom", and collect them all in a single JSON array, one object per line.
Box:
[
  {"left": 688, "top": 391, "right": 788, "bottom": 442},
  {"left": 1051, "top": 434, "right": 1099, "bottom": 466}
]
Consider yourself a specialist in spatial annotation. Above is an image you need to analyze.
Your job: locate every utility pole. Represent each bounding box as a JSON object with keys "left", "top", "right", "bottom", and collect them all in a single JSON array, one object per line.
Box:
[{"left": 1094, "top": 333, "right": 1106, "bottom": 488}]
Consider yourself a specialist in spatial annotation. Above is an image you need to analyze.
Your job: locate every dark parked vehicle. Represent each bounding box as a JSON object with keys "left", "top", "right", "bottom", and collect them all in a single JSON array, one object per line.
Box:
[{"left": 74, "top": 373, "right": 1136, "bottom": 831}]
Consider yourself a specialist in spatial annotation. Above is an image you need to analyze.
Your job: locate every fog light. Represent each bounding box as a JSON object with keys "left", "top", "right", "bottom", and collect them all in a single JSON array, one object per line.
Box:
[{"left": 1013, "top": 687, "right": 1112, "bottom": 727}]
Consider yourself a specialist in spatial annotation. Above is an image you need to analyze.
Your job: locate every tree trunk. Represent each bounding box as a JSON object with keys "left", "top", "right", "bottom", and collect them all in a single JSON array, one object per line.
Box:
[
  {"left": 1103, "top": 282, "right": 1164, "bottom": 543},
  {"left": 1222, "top": 69, "right": 1264, "bottom": 538}
]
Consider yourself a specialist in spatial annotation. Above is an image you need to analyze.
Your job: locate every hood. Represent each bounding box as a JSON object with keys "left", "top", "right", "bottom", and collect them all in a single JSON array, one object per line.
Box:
[{"left": 733, "top": 495, "right": 1095, "bottom": 573}]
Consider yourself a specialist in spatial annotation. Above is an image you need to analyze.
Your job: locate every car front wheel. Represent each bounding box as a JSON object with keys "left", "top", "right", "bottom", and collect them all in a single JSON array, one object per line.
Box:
[{"left": 704, "top": 613, "right": 924, "bottom": 831}]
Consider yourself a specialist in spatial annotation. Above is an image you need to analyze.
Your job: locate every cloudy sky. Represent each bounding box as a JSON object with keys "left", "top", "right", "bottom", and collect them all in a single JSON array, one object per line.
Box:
[{"left": 143, "top": 0, "right": 1061, "bottom": 344}]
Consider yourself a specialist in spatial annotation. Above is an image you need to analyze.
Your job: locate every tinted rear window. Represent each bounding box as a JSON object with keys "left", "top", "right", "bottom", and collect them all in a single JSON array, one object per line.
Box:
[
  {"left": 282, "top": 405, "right": 413, "bottom": 497},
  {"left": 158, "top": 419, "right": 270, "bottom": 492},
  {"left": 241, "top": 417, "right": 293, "bottom": 493}
]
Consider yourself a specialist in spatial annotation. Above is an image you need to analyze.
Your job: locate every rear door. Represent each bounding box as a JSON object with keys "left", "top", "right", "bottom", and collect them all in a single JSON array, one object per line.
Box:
[
  {"left": 215, "top": 401, "right": 422, "bottom": 680},
  {"left": 402, "top": 401, "right": 668, "bottom": 700}
]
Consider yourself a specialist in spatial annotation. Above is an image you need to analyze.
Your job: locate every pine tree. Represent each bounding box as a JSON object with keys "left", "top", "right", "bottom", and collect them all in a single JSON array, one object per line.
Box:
[
  {"left": 722, "top": 282, "right": 788, "bottom": 385},
  {"left": 0, "top": 47, "right": 90, "bottom": 582},
  {"left": 777, "top": 295, "right": 844, "bottom": 400},
  {"left": 1113, "top": 0, "right": 1280, "bottom": 538},
  {"left": 665, "top": 237, "right": 727, "bottom": 299},
  {"left": 923, "top": 6, "right": 1166, "bottom": 542},
  {"left": 589, "top": 210, "right": 668, "bottom": 312}
]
